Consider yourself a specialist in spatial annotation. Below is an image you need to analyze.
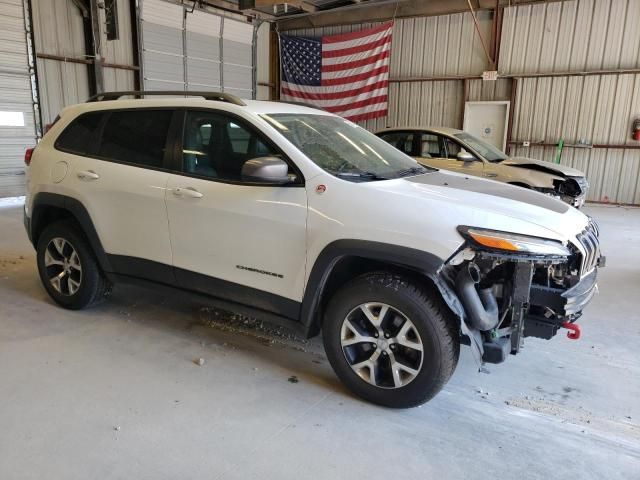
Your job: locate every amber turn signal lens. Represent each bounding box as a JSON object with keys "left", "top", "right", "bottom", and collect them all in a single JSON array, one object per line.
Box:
[{"left": 468, "top": 232, "right": 519, "bottom": 251}]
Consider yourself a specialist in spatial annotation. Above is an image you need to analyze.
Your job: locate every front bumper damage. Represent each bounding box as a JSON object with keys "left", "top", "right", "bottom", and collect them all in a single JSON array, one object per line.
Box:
[
  {"left": 534, "top": 186, "right": 586, "bottom": 208},
  {"left": 435, "top": 220, "right": 604, "bottom": 366},
  {"left": 532, "top": 177, "right": 588, "bottom": 207},
  {"left": 526, "top": 269, "right": 598, "bottom": 339},
  {"left": 549, "top": 176, "right": 588, "bottom": 208}
]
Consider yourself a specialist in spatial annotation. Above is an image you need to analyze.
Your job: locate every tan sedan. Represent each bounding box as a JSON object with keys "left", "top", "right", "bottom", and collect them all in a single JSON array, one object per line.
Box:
[{"left": 376, "top": 126, "right": 588, "bottom": 207}]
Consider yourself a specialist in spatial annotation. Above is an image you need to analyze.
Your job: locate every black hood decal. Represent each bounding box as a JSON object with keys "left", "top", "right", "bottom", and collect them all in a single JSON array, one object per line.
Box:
[{"left": 406, "top": 172, "right": 569, "bottom": 214}]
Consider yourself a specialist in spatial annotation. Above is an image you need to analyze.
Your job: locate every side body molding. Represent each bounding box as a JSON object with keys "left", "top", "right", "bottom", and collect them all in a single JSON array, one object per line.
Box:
[
  {"left": 300, "top": 240, "right": 445, "bottom": 335},
  {"left": 30, "top": 192, "right": 113, "bottom": 272}
]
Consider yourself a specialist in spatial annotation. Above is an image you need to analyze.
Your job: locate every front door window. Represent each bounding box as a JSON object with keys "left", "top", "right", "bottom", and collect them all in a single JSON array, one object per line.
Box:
[{"left": 182, "top": 111, "right": 279, "bottom": 181}]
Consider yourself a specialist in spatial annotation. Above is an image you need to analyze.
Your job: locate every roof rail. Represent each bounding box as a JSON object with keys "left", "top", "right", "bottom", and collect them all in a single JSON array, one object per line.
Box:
[{"left": 86, "top": 90, "right": 247, "bottom": 106}]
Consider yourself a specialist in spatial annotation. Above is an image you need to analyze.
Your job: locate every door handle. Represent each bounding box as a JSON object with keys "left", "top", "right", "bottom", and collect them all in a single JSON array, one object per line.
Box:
[
  {"left": 77, "top": 170, "right": 100, "bottom": 180},
  {"left": 484, "top": 173, "right": 498, "bottom": 178},
  {"left": 173, "top": 187, "right": 203, "bottom": 199}
]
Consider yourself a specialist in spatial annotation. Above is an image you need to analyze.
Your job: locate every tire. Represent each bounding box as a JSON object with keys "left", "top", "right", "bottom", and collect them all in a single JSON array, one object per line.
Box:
[
  {"left": 323, "top": 272, "right": 459, "bottom": 408},
  {"left": 36, "top": 220, "right": 111, "bottom": 310}
]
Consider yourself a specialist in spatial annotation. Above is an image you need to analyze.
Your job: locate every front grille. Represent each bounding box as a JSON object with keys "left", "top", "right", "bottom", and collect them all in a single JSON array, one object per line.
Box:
[{"left": 575, "top": 219, "right": 600, "bottom": 276}]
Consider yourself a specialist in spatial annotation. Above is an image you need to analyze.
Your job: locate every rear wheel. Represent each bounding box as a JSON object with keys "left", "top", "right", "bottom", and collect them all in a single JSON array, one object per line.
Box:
[
  {"left": 323, "top": 272, "right": 459, "bottom": 408},
  {"left": 36, "top": 220, "right": 111, "bottom": 309}
]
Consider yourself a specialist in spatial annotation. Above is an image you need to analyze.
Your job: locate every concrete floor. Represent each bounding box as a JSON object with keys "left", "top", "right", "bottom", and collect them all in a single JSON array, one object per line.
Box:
[{"left": 0, "top": 202, "right": 639, "bottom": 480}]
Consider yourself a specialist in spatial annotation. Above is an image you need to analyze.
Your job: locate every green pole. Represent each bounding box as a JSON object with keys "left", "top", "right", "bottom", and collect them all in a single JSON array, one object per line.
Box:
[{"left": 554, "top": 139, "right": 564, "bottom": 164}]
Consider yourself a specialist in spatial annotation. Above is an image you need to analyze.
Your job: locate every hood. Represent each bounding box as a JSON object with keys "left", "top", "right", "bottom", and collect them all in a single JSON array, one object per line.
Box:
[
  {"left": 373, "top": 171, "right": 588, "bottom": 241},
  {"left": 501, "top": 156, "right": 584, "bottom": 178},
  {"left": 311, "top": 169, "right": 590, "bottom": 264}
]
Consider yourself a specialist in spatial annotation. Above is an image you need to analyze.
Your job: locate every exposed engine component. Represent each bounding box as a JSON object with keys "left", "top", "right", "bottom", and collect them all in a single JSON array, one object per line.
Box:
[
  {"left": 455, "top": 262, "right": 499, "bottom": 331},
  {"left": 449, "top": 245, "right": 594, "bottom": 364}
]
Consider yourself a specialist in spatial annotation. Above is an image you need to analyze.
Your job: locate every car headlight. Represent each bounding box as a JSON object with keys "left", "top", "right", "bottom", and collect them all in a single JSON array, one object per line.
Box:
[{"left": 458, "top": 226, "right": 571, "bottom": 256}]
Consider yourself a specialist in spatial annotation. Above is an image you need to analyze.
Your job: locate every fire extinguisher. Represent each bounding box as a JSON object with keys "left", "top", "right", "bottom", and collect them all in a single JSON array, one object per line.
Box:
[{"left": 633, "top": 118, "right": 640, "bottom": 141}]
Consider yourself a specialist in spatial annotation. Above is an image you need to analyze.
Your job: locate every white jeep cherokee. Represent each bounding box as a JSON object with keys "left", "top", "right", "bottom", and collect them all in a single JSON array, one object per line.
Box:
[{"left": 24, "top": 91, "right": 603, "bottom": 408}]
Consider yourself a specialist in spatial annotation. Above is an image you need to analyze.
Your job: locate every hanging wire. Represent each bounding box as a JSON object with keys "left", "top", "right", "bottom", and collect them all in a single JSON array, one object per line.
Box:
[
  {"left": 392, "top": 0, "right": 400, "bottom": 22},
  {"left": 466, "top": 0, "right": 495, "bottom": 69}
]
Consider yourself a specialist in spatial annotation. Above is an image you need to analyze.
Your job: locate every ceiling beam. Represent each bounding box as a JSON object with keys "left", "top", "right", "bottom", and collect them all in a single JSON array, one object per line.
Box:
[
  {"left": 276, "top": 0, "right": 567, "bottom": 30},
  {"left": 238, "top": 0, "right": 317, "bottom": 13}
]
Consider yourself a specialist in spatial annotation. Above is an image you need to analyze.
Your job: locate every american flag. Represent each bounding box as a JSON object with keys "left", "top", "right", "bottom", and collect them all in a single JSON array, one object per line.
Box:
[{"left": 280, "top": 22, "right": 393, "bottom": 122}]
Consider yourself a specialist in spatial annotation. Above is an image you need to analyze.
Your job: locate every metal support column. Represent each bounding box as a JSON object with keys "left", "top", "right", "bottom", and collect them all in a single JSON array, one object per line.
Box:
[{"left": 89, "top": 0, "right": 104, "bottom": 93}]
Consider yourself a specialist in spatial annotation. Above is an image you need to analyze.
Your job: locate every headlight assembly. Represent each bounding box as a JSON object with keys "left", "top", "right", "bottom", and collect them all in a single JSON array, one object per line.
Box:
[{"left": 458, "top": 226, "right": 571, "bottom": 257}]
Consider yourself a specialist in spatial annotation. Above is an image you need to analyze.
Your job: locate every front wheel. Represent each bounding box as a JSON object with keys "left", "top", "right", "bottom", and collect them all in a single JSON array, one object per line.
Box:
[{"left": 323, "top": 273, "right": 459, "bottom": 408}]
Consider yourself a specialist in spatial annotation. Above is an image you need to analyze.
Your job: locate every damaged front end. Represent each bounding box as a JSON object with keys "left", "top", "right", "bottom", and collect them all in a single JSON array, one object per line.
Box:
[
  {"left": 532, "top": 177, "right": 588, "bottom": 208},
  {"left": 551, "top": 177, "right": 588, "bottom": 208},
  {"left": 435, "top": 220, "right": 603, "bottom": 365},
  {"left": 503, "top": 159, "right": 589, "bottom": 207}
]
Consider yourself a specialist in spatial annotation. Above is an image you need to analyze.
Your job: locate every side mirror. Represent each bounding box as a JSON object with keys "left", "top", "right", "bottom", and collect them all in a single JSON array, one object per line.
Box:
[
  {"left": 456, "top": 149, "right": 476, "bottom": 162},
  {"left": 241, "top": 157, "right": 294, "bottom": 184}
]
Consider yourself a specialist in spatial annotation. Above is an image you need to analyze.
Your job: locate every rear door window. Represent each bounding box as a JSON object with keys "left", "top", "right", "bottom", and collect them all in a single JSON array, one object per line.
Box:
[
  {"left": 55, "top": 112, "right": 104, "bottom": 155},
  {"left": 418, "top": 133, "right": 443, "bottom": 158},
  {"left": 97, "top": 110, "right": 172, "bottom": 168}
]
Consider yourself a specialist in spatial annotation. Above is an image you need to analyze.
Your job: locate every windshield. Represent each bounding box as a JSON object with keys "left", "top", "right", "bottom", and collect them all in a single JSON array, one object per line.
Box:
[
  {"left": 260, "top": 113, "right": 432, "bottom": 181},
  {"left": 454, "top": 132, "right": 508, "bottom": 162}
]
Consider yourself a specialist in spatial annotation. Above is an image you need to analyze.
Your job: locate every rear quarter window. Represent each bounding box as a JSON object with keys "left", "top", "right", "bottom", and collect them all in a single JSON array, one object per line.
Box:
[
  {"left": 54, "top": 112, "right": 104, "bottom": 155},
  {"left": 97, "top": 110, "right": 172, "bottom": 168}
]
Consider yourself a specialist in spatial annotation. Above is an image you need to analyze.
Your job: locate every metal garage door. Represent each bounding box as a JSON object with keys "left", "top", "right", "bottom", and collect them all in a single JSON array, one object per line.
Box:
[
  {"left": 0, "top": 0, "right": 38, "bottom": 197},
  {"left": 140, "top": 0, "right": 254, "bottom": 98},
  {"left": 219, "top": 14, "right": 253, "bottom": 98},
  {"left": 186, "top": 9, "right": 222, "bottom": 92}
]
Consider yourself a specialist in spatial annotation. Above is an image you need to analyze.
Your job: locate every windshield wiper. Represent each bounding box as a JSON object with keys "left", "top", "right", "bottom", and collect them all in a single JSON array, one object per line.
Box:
[
  {"left": 333, "top": 170, "right": 390, "bottom": 181},
  {"left": 396, "top": 165, "right": 432, "bottom": 177}
]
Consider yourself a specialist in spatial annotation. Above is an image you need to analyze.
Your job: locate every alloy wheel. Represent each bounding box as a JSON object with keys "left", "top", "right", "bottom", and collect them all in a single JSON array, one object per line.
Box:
[
  {"left": 340, "top": 302, "right": 424, "bottom": 389},
  {"left": 44, "top": 237, "right": 83, "bottom": 296}
]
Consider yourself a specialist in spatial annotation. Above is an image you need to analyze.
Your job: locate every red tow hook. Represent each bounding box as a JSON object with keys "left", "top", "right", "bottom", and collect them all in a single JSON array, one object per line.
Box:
[{"left": 562, "top": 321, "right": 581, "bottom": 340}]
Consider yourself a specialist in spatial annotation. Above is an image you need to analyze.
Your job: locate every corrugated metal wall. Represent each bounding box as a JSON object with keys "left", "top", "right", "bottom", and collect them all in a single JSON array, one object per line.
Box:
[
  {"left": 468, "top": 78, "right": 511, "bottom": 102},
  {"left": 500, "top": 0, "right": 640, "bottom": 74},
  {"left": 284, "top": 0, "right": 640, "bottom": 204},
  {"left": 101, "top": 0, "right": 136, "bottom": 92},
  {"left": 31, "top": 0, "right": 90, "bottom": 125},
  {"left": 391, "top": 12, "right": 492, "bottom": 77},
  {"left": 501, "top": 0, "right": 640, "bottom": 204},
  {"left": 32, "top": 0, "right": 136, "bottom": 125}
]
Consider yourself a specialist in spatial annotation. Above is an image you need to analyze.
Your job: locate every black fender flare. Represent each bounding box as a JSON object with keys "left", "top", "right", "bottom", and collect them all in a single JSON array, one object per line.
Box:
[
  {"left": 30, "top": 192, "right": 113, "bottom": 272},
  {"left": 299, "top": 239, "right": 445, "bottom": 335}
]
